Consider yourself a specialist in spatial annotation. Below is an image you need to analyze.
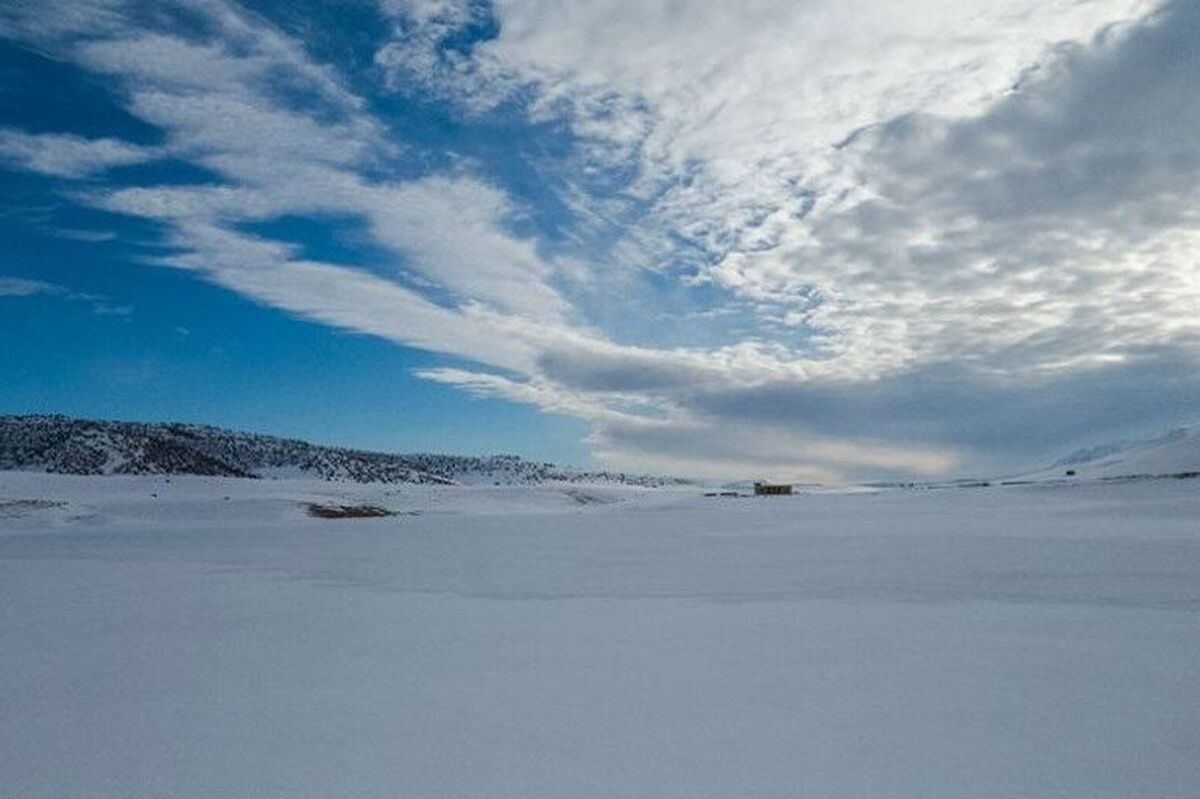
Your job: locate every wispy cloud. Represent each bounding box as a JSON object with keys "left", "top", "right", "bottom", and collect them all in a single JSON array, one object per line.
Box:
[
  {"left": 0, "top": 277, "right": 62, "bottom": 297},
  {"left": 0, "top": 275, "right": 131, "bottom": 316},
  {"left": 372, "top": 0, "right": 1200, "bottom": 477},
  {"left": 2, "top": 0, "right": 1196, "bottom": 480},
  {"left": 0, "top": 129, "right": 160, "bottom": 177}
]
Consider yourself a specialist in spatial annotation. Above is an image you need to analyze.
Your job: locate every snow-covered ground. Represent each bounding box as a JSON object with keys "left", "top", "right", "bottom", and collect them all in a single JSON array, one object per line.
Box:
[
  {"left": 2, "top": 471, "right": 1198, "bottom": 798},
  {"left": 1021, "top": 426, "right": 1200, "bottom": 481}
]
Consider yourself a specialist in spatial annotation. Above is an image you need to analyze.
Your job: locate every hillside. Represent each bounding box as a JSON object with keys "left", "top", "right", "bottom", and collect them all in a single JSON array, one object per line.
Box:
[
  {"left": 1025, "top": 426, "right": 1200, "bottom": 481},
  {"left": 0, "top": 415, "right": 687, "bottom": 487}
]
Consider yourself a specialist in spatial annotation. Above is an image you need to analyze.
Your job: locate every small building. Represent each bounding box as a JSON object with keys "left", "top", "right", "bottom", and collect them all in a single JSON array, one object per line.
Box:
[{"left": 754, "top": 481, "right": 793, "bottom": 496}]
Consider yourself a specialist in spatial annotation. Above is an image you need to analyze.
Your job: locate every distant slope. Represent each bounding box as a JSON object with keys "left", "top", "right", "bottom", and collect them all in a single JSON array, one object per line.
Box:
[
  {"left": 0, "top": 415, "right": 688, "bottom": 487},
  {"left": 1026, "top": 427, "right": 1200, "bottom": 481}
]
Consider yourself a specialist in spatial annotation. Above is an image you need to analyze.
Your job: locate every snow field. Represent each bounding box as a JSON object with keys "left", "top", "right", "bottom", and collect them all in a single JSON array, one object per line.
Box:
[{"left": 1, "top": 473, "right": 1198, "bottom": 798}]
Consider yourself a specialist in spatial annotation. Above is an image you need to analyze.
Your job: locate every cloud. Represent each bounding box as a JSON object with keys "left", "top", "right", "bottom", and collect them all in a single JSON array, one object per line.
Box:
[
  {"left": 417, "top": 364, "right": 962, "bottom": 482},
  {"left": 708, "top": 0, "right": 1200, "bottom": 379},
  {"left": 3, "top": 0, "right": 1197, "bottom": 481},
  {"left": 148, "top": 221, "right": 545, "bottom": 373},
  {"left": 0, "top": 277, "right": 63, "bottom": 296},
  {"left": 48, "top": 228, "right": 118, "bottom": 242},
  {"left": 377, "top": 0, "right": 1187, "bottom": 381},
  {"left": 9, "top": 1, "right": 572, "bottom": 332},
  {"left": 0, "top": 129, "right": 159, "bottom": 177},
  {"left": 379, "top": 0, "right": 1156, "bottom": 251},
  {"left": 376, "top": 0, "right": 1200, "bottom": 479},
  {"left": 80, "top": 6, "right": 570, "bottom": 324},
  {"left": 0, "top": 275, "right": 131, "bottom": 316}
]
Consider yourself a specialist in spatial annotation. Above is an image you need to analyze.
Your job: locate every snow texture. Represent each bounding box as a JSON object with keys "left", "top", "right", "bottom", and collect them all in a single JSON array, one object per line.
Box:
[{"left": 1, "top": 466, "right": 1197, "bottom": 798}]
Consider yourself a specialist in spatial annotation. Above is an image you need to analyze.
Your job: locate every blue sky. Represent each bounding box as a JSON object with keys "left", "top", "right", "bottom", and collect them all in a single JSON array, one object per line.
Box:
[{"left": 1, "top": 0, "right": 1197, "bottom": 481}]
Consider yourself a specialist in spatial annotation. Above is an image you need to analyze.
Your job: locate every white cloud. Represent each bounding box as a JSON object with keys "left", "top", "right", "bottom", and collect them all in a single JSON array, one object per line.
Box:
[
  {"left": 0, "top": 0, "right": 128, "bottom": 44},
  {"left": 4, "top": 0, "right": 1197, "bottom": 480},
  {"left": 376, "top": 0, "right": 489, "bottom": 93},
  {"left": 17, "top": 1, "right": 573, "bottom": 328},
  {"left": 0, "top": 129, "right": 159, "bottom": 178},
  {"left": 377, "top": 0, "right": 1175, "bottom": 378},
  {"left": 0, "top": 275, "right": 132, "bottom": 316},
  {"left": 370, "top": 0, "right": 1200, "bottom": 477},
  {"left": 379, "top": 0, "right": 1155, "bottom": 242},
  {"left": 710, "top": 3, "right": 1200, "bottom": 378},
  {"left": 0, "top": 277, "right": 63, "bottom": 296}
]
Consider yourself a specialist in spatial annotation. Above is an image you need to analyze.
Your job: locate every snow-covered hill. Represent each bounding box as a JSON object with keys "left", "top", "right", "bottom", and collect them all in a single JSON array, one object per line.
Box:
[
  {"left": 0, "top": 415, "right": 688, "bottom": 487},
  {"left": 1028, "top": 426, "right": 1200, "bottom": 481}
]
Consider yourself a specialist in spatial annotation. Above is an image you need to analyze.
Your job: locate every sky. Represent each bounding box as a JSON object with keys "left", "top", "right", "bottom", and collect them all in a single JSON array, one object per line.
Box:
[{"left": 1, "top": 0, "right": 1197, "bottom": 482}]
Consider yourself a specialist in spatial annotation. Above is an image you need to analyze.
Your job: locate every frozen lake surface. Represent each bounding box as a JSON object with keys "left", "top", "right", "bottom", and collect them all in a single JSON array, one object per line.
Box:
[{"left": 2, "top": 472, "right": 1198, "bottom": 797}]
